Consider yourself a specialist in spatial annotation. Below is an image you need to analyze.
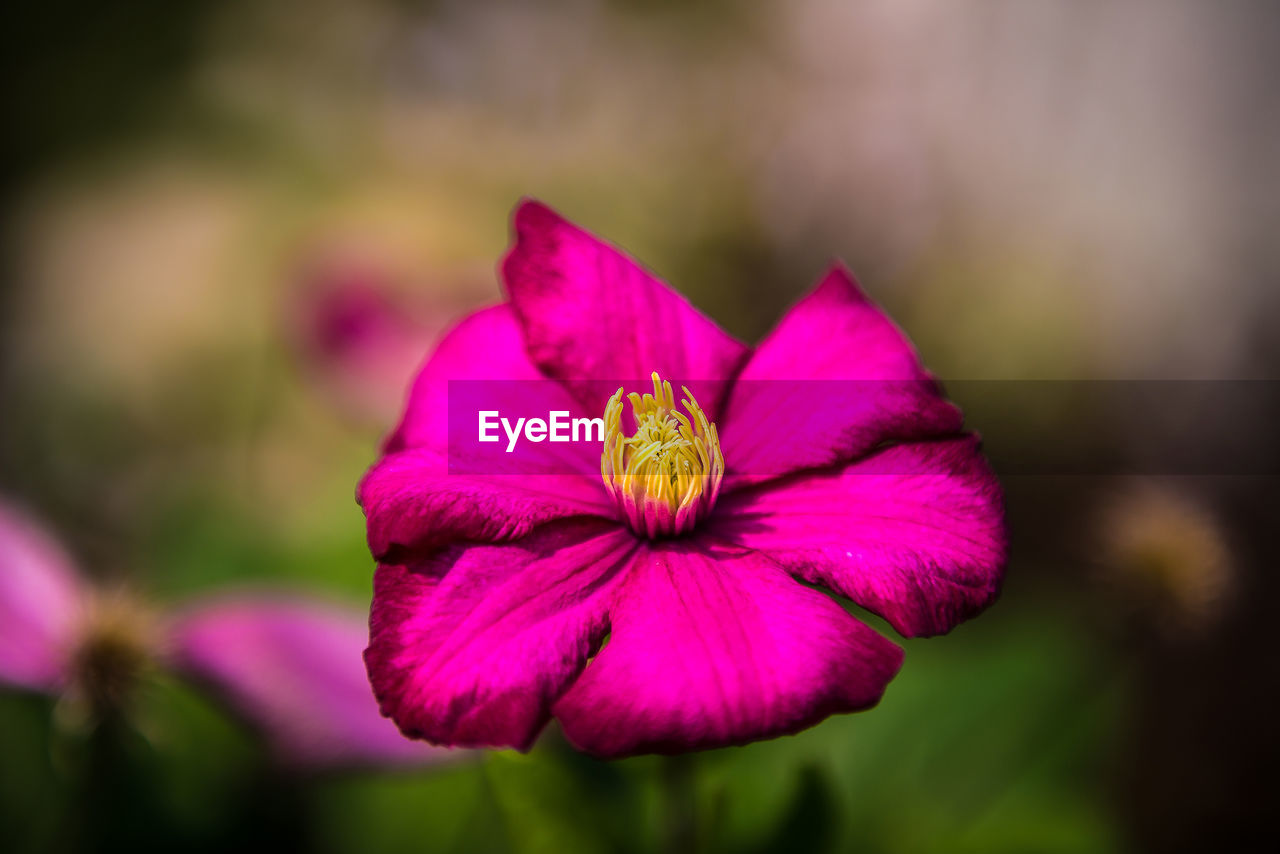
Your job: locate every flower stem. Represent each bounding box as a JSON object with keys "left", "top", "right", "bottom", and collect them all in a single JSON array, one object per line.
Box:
[{"left": 661, "top": 754, "right": 698, "bottom": 854}]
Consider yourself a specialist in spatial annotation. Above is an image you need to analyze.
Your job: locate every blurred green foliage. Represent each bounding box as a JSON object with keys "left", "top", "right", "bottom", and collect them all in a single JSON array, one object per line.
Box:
[{"left": 0, "top": 553, "right": 1125, "bottom": 852}]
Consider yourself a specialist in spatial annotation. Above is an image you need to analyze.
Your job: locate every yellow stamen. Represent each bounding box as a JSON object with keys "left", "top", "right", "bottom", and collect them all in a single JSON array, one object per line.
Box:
[{"left": 601, "top": 372, "right": 723, "bottom": 537}]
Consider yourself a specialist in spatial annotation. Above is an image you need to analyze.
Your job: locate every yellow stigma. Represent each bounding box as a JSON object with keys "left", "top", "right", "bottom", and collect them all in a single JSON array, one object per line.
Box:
[{"left": 601, "top": 372, "right": 724, "bottom": 538}]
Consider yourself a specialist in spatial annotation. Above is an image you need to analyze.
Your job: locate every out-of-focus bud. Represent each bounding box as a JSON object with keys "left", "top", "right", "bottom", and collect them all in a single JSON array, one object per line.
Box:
[
  {"left": 1098, "top": 480, "right": 1231, "bottom": 633},
  {"left": 290, "top": 252, "right": 452, "bottom": 429}
]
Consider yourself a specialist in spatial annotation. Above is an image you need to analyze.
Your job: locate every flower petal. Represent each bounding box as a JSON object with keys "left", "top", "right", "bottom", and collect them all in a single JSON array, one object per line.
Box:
[
  {"left": 366, "top": 304, "right": 612, "bottom": 559},
  {"left": 366, "top": 519, "right": 638, "bottom": 750},
  {"left": 0, "top": 500, "right": 85, "bottom": 692},
  {"left": 502, "top": 199, "right": 748, "bottom": 417},
  {"left": 553, "top": 543, "right": 903, "bottom": 758},
  {"left": 711, "top": 436, "right": 1007, "bottom": 638},
  {"left": 719, "top": 265, "right": 961, "bottom": 485},
  {"left": 384, "top": 304, "right": 582, "bottom": 454},
  {"left": 358, "top": 448, "right": 614, "bottom": 561},
  {"left": 170, "top": 594, "right": 453, "bottom": 767}
]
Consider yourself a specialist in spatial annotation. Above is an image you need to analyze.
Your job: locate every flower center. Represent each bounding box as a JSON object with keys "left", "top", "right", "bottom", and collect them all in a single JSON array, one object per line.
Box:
[
  {"left": 65, "top": 588, "right": 155, "bottom": 720},
  {"left": 601, "top": 372, "right": 723, "bottom": 538}
]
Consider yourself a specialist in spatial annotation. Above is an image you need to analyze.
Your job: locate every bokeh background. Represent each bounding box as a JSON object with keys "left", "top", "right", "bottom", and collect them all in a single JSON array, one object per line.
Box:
[{"left": 2, "top": 1, "right": 1278, "bottom": 852}]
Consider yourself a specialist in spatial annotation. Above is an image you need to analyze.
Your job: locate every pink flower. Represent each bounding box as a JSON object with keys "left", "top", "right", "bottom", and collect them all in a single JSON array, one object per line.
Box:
[
  {"left": 0, "top": 499, "right": 449, "bottom": 768},
  {"left": 359, "top": 200, "right": 1007, "bottom": 758},
  {"left": 290, "top": 254, "right": 454, "bottom": 427}
]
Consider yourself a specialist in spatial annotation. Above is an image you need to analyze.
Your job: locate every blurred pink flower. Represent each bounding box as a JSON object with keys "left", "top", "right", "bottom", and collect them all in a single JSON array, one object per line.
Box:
[
  {"left": 292, "top": 255, "right": 453, "bottom": 428},
  {"left": 0, "top": 498, "right": 452, "bottom": 769},
  {"left": 359, "top": 200, "right": 1007, "bottom": 758}
]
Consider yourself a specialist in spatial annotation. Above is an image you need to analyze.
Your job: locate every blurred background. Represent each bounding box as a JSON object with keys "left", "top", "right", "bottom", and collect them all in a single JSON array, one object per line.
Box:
[{"left": 1, "top": 1, "right": 1277, "bottom": 852}]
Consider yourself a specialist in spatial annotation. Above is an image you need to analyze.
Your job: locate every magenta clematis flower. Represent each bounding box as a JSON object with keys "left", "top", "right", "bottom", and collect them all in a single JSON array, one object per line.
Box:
[
  {"left": 359, "top": 200, "right": 1007, "bottom": 758},
  {"left": 0, "top": 498, "right": 448, "bottom": 768}
]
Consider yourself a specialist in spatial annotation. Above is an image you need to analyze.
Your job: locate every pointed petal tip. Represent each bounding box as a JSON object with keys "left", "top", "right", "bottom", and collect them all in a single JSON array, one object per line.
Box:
[
  {"left": 814, "top": 260, "right": 872, "bottom": 304},
  {"left": 511, "top": 197, "right": 563, "bottom": 233}
]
